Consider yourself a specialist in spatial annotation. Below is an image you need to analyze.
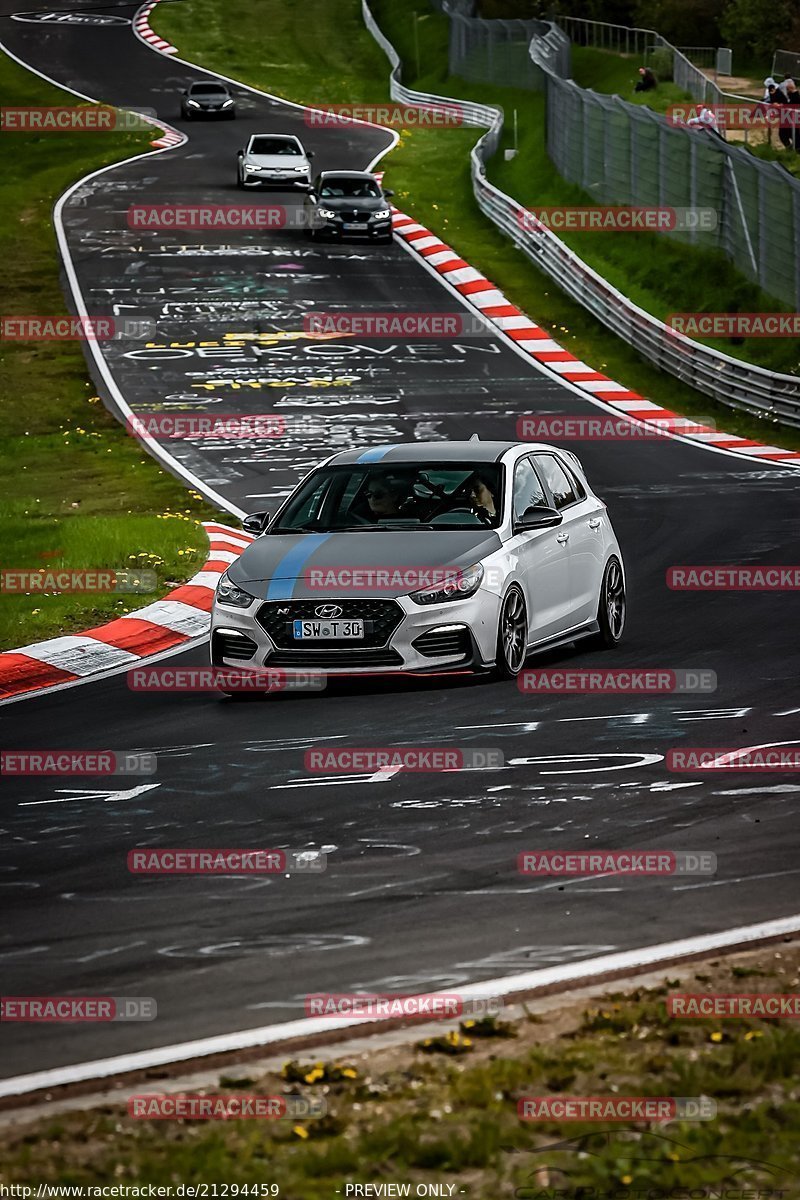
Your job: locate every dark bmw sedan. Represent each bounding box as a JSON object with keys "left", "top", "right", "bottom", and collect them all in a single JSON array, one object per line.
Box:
[
  {"left": 305, "top": 170, "right": 394, "bottom": 243},
  {"left": 180, "top": 81, "right": 236, "bottom": 120}
]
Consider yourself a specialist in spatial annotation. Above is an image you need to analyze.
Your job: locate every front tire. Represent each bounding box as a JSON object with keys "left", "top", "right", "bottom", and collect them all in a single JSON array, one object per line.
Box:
[
  {"left": 492, "top": 585, "right": 528, "bottom": 679},
  {"left": 587, "top": 557, "right": 626, "bottom": 649}
]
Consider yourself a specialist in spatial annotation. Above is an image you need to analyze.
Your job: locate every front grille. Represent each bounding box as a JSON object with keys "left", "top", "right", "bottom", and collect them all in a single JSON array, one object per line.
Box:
[
  {"left": 339, "top": 209, "right": 371, "bottom": 221},
  {"left": 266, "top": 647, "right": 403, "bottom": 668},
  {"left": 212, "top": 629, "right": 259, "bottom": 662},
  {"left": 412, "top": 626, "right": 471, "bottom": 659},
  {"left": 257, "top": 599, "right": 403, "bottom": 649}
]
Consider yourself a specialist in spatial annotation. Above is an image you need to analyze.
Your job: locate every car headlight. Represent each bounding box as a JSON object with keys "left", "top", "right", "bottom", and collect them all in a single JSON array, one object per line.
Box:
[
  {"left": 409, "top": 562, "right": 484, "bottom": 606},
  {"left": 372, "top": 208, "right": 392, "bottom": 220},
  {"left": 215, "top": 571, "right": 255, "bottom": 609},
  {"left": 186, "top": 99, "right": 201, "bottom": 108},
  {"left": 222, "top": 98, "right": 234, "bottom": 108},
  {"left": 317, "top": 207, "right": 338, "bottom": 220}
]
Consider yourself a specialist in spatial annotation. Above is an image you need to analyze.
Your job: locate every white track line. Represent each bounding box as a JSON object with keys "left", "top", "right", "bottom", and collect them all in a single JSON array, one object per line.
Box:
[{"left": 2, "top": 914, "right": 799, "bottom": 1098}]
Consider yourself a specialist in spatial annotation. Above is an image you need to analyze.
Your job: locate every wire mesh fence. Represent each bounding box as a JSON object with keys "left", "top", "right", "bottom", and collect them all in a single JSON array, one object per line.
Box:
[{"left": 361, "top": 0, "right": 800, "bottom": 426}]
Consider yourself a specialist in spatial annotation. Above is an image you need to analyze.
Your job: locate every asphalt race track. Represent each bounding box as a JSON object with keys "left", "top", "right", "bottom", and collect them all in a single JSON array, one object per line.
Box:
[{"left": 1, "top": 0, "right": 799, "bottom": 1082}]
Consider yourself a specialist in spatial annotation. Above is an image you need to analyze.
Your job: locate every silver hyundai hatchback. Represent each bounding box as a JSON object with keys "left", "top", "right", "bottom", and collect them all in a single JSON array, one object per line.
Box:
[{"left": 211, "top": 441, "right": 626, "bottom": 679}]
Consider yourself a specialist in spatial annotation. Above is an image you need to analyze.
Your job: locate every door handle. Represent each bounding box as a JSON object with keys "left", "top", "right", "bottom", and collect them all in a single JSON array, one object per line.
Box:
[
  {"left": 588, "top": 517, "right": 602, "bottom": 529},
  {"left": 556, "top": 532, "right": 570, "bottom": 544}
]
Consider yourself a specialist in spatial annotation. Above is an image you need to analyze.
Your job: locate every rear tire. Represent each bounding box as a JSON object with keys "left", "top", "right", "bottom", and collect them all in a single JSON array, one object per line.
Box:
[
  {"left": 586, "top": 557, "right": 626, "bottom": 649},
  {"left": 491, "top": 585, "right": 528, "bottom": 679}
]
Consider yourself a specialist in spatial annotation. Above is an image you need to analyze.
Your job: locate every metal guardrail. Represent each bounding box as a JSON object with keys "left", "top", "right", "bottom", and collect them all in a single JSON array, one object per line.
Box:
[{"left": 361, "top": 0, "right": 800, "bottom": 429}]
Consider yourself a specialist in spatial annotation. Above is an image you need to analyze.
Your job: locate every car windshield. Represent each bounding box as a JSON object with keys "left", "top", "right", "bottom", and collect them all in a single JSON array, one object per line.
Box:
[
  {"left": 250, "top": 137, "right": 301, "bottom": 155},
  {"left": 191, "top": 83, "right": 227, "bottom": 95},
  {"left": 270, "top": 463, "right": 504, "bottom": 532},
  {"left": 319, "top": 178, "right": 382, "bottom": 198}
]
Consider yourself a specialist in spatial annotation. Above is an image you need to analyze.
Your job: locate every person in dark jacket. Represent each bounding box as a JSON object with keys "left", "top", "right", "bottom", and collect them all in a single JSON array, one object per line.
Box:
[
  {"left": 783, "top": 79, "right": 800, "bottom": 151},
  {"left": 634, "top": 66, "right": 658, "bottom": 93}
]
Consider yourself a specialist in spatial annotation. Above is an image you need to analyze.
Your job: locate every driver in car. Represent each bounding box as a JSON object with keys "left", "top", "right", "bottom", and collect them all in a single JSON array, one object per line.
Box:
[
  {"left": 468, "top": 474, "right": 497, "bottom": 521},
  {"left": 365, "top": 474, "right": 412, "bottom": 519}
]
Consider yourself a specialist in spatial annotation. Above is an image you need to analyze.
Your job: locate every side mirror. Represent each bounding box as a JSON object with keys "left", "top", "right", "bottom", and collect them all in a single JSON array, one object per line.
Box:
[
  {"left": 307, "top": 192, "right": 317, "bottom": 203},
  {"left": 242, "top": 510, "right": 270, "bottom": 535},
  {"left": 383, "top": 188, "right": 395, "bottom": 197},
  {"left": 514, "top": 505, "right": 562, "bottom": 532},
  {"left": 307, "top": 149, "right": 315, "bottom": 158}
]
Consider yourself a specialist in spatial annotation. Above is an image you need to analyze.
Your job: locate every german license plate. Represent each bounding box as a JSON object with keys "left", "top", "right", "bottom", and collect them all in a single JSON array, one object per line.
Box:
[
  {"left": 343, "top": 222, "right": 368, "bottom": 230},
  {"left": 292, "top": 619, "right": 364, "bottom": 640}
]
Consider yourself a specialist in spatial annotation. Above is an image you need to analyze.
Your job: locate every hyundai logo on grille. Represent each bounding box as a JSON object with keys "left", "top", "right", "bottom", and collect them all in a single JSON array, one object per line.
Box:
[{"left": 315, "top": 604, "right": 344, "bottom": 618}]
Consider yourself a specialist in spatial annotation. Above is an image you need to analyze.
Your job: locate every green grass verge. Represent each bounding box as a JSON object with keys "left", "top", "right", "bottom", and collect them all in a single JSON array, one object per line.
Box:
[
  {"left": 570, "top": 45, "right": 800, "bottom": 182},
  {"left": 570, "top": 46, "right": 695, "bottom": 112},
  {"left": 0, "top": 53, "right": 223, "bottom": 651},
  {"left": 152, "top": 0, "right": 800, "bottom": 452},
  {"left": 2, "top": 945, "right": 798, "bottom": 1190}
]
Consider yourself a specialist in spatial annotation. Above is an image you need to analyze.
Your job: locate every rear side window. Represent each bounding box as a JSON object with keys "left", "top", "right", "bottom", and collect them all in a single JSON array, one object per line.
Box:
[{"left": 534, "top": 454, "right": 579, "bottom": 509}]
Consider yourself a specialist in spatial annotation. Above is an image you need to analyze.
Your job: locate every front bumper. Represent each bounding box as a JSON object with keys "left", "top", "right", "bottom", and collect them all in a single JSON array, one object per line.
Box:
[
  {"left": 185, "top": 106, "right": 235, "bottom": 118},
  {"left": 315, "top": 217, "right": 393, "bottom": 239},
  {"left": 210, "top": 590, "right": 500, "bottom": 676},
  {"left": 242, "top": 168, "right": 310, "bottom": 187}
]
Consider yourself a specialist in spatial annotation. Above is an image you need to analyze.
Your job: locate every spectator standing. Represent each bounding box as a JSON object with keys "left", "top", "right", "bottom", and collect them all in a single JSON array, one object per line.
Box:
[{"left": 783, "top": 79, "right": 800, "bottom": 151}]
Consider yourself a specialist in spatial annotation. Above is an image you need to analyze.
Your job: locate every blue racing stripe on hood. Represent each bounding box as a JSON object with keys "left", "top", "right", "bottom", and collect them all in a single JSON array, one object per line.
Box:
[
  {"left": 356, "top": 445, "right": 394, "bottom": 463},
  {"left": 266, "top": 534, "right": 332, "bottom": 600}
]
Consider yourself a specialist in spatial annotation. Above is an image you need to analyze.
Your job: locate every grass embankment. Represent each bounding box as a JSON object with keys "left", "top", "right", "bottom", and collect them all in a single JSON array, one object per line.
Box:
[
  {"left": 153, "top": 0, "right": 800, "bottom": 453},
  {"left": 0, "top": 54, "right": 221, "bottom": 650},
  {"left": 2, "top": 944, "right": 799, "bottom": 1191},
  {"left": 571, "top": 44, "right": 800, "bottom": 181}
]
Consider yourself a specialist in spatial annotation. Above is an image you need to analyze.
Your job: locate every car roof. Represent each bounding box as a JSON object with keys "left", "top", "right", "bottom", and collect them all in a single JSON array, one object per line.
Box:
[
  {"left": 249, "top": 132, "right": 300, "bottom": 142},
  {"left": 317, "top": 170, "right": 378, "bottom": 179},
  {"left": 329, "top": 441, "right": 525, "bottom": 466},
  {"left": 190, "top": 80, "right": 228, "bottom": 88}
]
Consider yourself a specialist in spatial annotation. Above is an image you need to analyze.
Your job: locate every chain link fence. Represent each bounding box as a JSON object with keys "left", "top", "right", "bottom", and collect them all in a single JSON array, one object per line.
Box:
[{"left": 361, "top": 0, "right": 800, "bottom": 428}]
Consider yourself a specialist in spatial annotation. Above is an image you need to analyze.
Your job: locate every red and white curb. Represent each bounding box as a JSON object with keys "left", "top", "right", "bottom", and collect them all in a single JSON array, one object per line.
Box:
[
  {"left": 133, "top": 0, "right": 177, "bottom": 56},
  {"left": 391, "top": 209, "right": 800, "bottom": 466},
  {"left": 0, "top": 524, "right": 253, "bottom": 703}
]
